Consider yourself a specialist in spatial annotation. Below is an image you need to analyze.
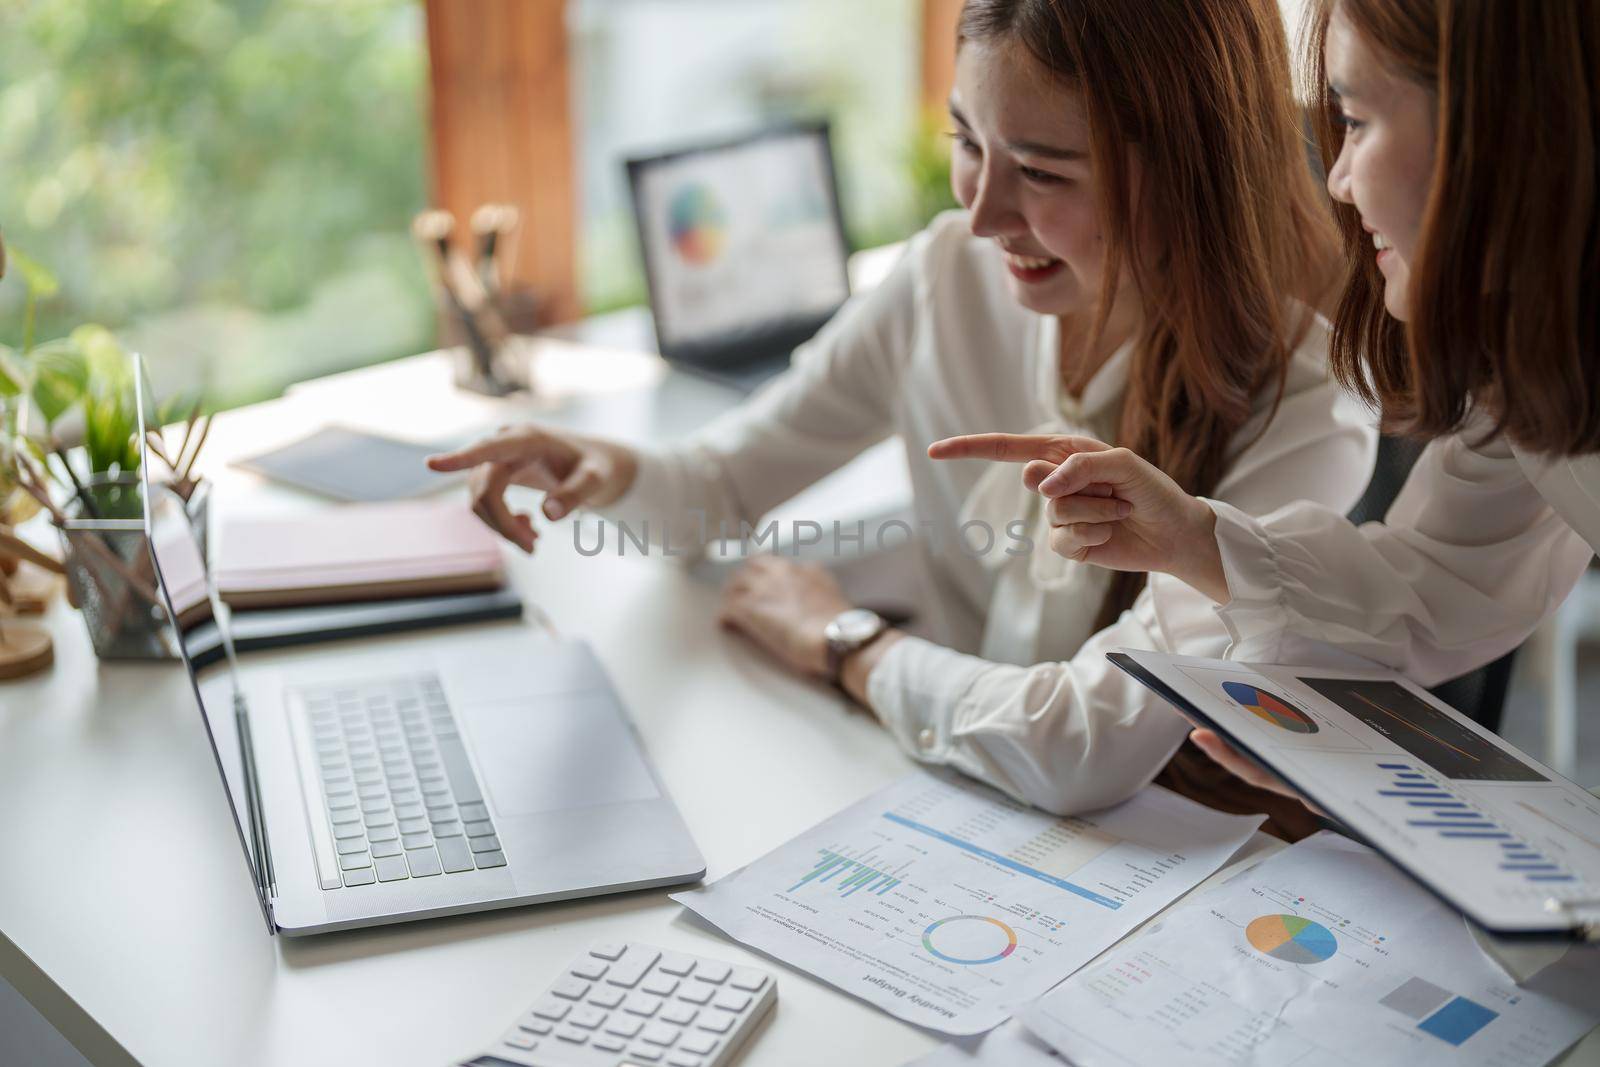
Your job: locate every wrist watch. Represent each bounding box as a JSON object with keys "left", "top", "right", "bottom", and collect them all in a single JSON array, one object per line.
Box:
[{"left": 823, "top": 608, "right": 888, "bottom": 684}]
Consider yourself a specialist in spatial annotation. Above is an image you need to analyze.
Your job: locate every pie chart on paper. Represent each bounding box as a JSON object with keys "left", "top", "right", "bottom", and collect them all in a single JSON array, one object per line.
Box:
[
  {"left": 1222, "top": 681, "right": 1319, "bottom": 734},
  {"left": 1246, "top": 913, "right": 1338, "bottom": 964}
]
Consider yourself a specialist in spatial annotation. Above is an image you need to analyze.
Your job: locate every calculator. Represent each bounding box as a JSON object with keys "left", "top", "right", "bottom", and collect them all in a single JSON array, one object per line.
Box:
[{"left": 459, "top": 941, "right": 777, "bottom": 1067}]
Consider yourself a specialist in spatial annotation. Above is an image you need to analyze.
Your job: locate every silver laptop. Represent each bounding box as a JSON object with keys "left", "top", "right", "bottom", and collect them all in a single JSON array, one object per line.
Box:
[{"left": 135, "top": 362, "right": 705, "bottom": 936}]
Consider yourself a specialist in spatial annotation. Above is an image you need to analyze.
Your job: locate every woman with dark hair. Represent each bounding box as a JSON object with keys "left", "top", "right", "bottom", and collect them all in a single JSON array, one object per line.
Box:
[
  {"left": 429, "top": 0, "right": 1375, "bottom": 826},
  {"left": 936, "top": 0, "right": 1597, "bottom": 800}
]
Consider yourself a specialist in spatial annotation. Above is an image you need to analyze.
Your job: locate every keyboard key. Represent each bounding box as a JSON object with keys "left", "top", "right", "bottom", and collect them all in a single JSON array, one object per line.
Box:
[
  {"left": 641, "top": 974, "right": 678, "bottom": 997},
  {"left": 588, "top": 987, "right": 625, "bottom": 1010},
  {"left": 554, "top": 1027, "right": 588, "bottom": 1045},
  {"left": 627, "top": 1048, "right": 662, "bottom": 1063},
  {"left": 604, "top": 1016, "right": 643, "bottom": 1038},
  {"left": 339, "top": 853, "right": 372, "bottom": 871},
  {"left": 464, "top": 820, "right": 496, "bottom": 838},
  {"left": 623, "top": 993, "right": 662, "bottom": 1017},
  {"left": 667, "top": 1054, "right": 704, "bottom": 1067},
  {"left": 696, "top": 1010, "right": 736, "bottom": 1034},
  {"left": 590, "top": 943, "right": 628, "bottom": 961},
  {"left": 518, "top": 1016, "right": 553, "bottom": 1036},
  {"left": 531, "top": 999, "right": 569, "bottom": 1022},
  {"left": 657, "top": 953, "right": 696, "bottom": 976},
  {"left": 592, "top": 1035, "right": 626, "bottom": 1053},
  {"left": 660, "top": 1004, "right": 696, "bottom": 1026},
  {"left": 333, "top": 821, "right": 366, "bottom": 840},
  {"left": 712, "top": 990, "right": 751, "bottom": 1013},
  {"left": 568, "top": 1006, "right": 606, "bottom": 1030},
  {"left": 729, "top": 968, "right": 768, "bottom": 992},
  {"left": 432, "top": 821, "right": 464, "bottom": 838},
  {"left": 474, "top": 851, "right": 507, "bottom": 869},
  {"left": 435, "top": 735, "right": 484, "bottom": 804},
  {"left": 375, "top": 855, "right": 409, "bottom": 882},
  {"left": 679, "top": 1033, "right": 718, "bottom": 1056},
  {"left": 694, "top": 962, "right": 730, "bottom": 984},
  {"left": 394, "top": 803, "right": 425, "bottom": 820},
  {"left": 371, "top": 839, "right": 403, "bottom": 858},
  {"left": 436, "top": 836, "right": 475, "bottom": 873},
  {"left": 469, "top": 835, "right": 502, "bottom": 854},
  {"left": 363, "top": 808, "right": 394, "bottom": 825},
  {"left": 331, "top": 808, "right": 362, "bottom": 826},
  {"left": 367, "top": 824, "right": 399, "bottom": 842},
  {"left": 398, "top": 818, "right": 430, "bottom": 835},
  {"left": 551, "top": 977, "right": 590, "bottom": 1001},
  {"left": 336, "top": 837, "right": 368, "bottom": 856},
  {"left": 459, "top": 802, "right": 489, "bottom": 822},
  {"left": 640, "top": 1022, "right": 678, "bottom": 1047},
  {"left": 677, "top": 983, "right": 714, "bottom": 1006},
  {"left": 357, "top": 784, "right": 386, "bottom": 800},
  {"left": 570, "top": 958, "right": 608, "bottom": 981},
  {"left": 502, "top": 1032, "right": 536, "bottom": 1050},
  {"left": 341, "top": 868, "right": 376, "bottom": 887},
  {"left": 607, "top": 947, "right": 662, "bottom": 988},
  {"left": 402, "top": 832, "right": 432, "bottom": 849},
  {"left": 406, "top": 848, "right": 443, "bottom": 877}
]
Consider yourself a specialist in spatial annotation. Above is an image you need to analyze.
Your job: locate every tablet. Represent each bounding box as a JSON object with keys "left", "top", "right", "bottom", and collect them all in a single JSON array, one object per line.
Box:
[
  {"left": 1110, "top": 648, "right": 1600, "bottom": 940},
  {"left": 233, "top": 426, "right": 463, "bottom": 503}
]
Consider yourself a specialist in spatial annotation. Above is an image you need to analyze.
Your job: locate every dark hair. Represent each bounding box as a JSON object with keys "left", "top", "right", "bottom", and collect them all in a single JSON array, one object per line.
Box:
[
  {"left": 959, "top": 0, "right": 1338, "bottom": 631},
  {"left": 1309, "top": 0, "right": 1600, "bottom": 454}
]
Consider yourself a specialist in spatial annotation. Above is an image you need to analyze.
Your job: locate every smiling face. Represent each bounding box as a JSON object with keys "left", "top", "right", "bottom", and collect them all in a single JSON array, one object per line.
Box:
[
  {"left": 949, "top": 37, "right": 1127, "bottom": 319},
  {"left": 1323, "top": 5, "right": 1437, "bottom": 320}
]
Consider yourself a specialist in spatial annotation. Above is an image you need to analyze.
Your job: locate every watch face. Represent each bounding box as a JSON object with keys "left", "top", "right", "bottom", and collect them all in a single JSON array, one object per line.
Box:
[{"left": 832, "top": 608, "right": 883, "bottom": 644}]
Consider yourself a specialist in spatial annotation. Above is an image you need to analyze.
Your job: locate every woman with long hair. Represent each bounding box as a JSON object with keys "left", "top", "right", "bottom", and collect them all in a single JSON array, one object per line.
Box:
[
  {"left": 429, "top": 0, "right": 1375, "bottom": 829},
  {"left": 935, "top": 0, "right": 1597, "bottom": 800}
]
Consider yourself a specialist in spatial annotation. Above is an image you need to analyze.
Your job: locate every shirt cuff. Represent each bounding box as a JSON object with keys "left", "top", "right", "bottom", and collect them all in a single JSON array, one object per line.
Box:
[
  {"left": 1204, "top": 497, "right": 1295, "bottom": 662},
  {"left": 865, "top": 634, "right": 990, "bottom": 762}
]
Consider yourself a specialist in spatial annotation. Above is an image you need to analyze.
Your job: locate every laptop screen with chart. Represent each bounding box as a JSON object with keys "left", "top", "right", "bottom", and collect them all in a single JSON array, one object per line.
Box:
[{"left": 1109, "top": 649, "right": 1600, "bottom": 939}]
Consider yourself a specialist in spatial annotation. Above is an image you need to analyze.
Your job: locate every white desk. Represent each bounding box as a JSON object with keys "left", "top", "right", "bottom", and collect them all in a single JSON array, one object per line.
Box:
[{"left": 1, "top": 324, "right": 1589, "bottom": 1066}]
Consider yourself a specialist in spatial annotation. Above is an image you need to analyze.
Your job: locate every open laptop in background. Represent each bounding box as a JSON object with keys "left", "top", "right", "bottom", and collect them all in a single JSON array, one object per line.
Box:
[
  {"left": 135, "top": 358, "right": 705, "bottom": 935},
  {"left": 626, "top": 122, "right": 853, "bottom": 393}
]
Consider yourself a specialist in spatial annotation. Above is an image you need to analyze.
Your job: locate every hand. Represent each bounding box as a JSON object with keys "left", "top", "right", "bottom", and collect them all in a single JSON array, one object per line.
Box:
[
  {"left": 426, "top": 425, "right": 637, "bottom": 553},
  {"left": 717, "top": 556, "right": 852, "bottom": 680},
  {"left": 927, "top": 433, "right": 1231, "bottom": 603},
  {"left": 1189, "top": 728, "right": 1328, "bottom": 817}
]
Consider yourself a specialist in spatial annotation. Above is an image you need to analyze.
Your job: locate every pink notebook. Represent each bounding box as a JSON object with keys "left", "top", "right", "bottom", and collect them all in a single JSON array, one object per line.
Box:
[{"left": 213, "top": 499, "right": 505, "bottom": 609}]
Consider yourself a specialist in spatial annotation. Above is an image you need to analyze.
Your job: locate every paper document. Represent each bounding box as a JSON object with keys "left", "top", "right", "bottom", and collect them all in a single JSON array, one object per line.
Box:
[
  {"left": 1021, "top": 833, "right": 1599, "bottom": 1067},
  {"left": 902, "top": 1021, "right": 1064, "bottom": 1066},
  {"left": 673, "top": 770, "right": 1262, "bottom": 1034}
]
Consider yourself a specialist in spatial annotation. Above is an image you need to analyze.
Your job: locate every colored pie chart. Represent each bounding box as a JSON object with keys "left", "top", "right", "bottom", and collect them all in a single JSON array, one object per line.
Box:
[
  {"left": 1246, "top": 913, "right": 1338, "bottom": 964},
  {"left": 1222, "top": 681, "right": 1319, "bottom": 734},
  {"left": 922, "top": 915, "right": 1018, "bottom": 965},
  {"left": 668, "top": 183, "right": 727, "bottom": 266}
]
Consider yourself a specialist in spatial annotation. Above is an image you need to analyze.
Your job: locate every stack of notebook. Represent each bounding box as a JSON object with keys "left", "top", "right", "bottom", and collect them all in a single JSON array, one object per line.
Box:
[{"left": 212, "top": 498, "right": 505, "bottom": 609}]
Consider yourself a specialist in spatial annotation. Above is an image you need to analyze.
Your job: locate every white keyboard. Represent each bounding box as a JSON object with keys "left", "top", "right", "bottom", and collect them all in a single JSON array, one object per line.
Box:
[{"left": 458, "top": 942, "right": 777, "bottom": 1067}]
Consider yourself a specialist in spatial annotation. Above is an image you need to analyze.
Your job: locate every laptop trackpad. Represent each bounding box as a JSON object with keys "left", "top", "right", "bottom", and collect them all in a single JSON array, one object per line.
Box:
[{"left": 459, "top": 693, "right": 662, "bottom": 817}]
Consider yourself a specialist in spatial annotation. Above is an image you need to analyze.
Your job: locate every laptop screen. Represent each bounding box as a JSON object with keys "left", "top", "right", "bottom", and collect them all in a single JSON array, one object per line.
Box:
[
  {"left": 135, "top": 356, "right": 275, "bottom": 931},
  {"left": 627, "top": 123, "right": 851, "bottom": 357}
]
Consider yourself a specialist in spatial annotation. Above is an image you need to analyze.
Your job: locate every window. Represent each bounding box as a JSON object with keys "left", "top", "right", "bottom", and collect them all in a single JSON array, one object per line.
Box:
[{"left": 1, "top": 0, "right": 433, "bottom": 409}]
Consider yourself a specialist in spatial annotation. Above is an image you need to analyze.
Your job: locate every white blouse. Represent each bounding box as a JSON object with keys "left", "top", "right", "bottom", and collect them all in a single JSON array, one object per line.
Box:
[
  {"left": 1210, "top": 412, "right": 1599, "bottom": 684},
  {"left": 603, "top": 210, "right": 1377, "bottom": 814}
]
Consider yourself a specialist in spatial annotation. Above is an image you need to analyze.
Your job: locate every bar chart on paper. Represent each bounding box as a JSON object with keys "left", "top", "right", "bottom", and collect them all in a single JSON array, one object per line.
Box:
[{"left": 674, "top": 771, "right": 1263, "bottom": 1035}]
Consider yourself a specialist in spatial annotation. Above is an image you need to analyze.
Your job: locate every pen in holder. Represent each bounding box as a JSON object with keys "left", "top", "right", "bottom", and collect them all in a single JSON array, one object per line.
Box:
[{"left": 412, "top": 206, "right": 538, "bottom": 397}]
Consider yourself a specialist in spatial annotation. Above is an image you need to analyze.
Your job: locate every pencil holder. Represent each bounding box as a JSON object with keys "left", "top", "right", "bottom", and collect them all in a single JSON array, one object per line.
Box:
[{"left": 56, "top": 474, "right": 176, "bottom": 661}]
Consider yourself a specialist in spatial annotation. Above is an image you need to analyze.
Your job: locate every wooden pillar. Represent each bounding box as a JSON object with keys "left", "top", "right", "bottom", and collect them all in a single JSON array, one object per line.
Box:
[
  {"left": 423, "top": 0, "right": 579, "bottom": 325},
  {"left": 921, "top": 0, "right": 963, "bottom": 115}
]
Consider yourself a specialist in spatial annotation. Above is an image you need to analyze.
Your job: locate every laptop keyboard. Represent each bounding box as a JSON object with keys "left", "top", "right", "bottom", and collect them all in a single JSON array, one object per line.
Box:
[{"left": 293, "top": 673, "right": 505, "bottom": 890}]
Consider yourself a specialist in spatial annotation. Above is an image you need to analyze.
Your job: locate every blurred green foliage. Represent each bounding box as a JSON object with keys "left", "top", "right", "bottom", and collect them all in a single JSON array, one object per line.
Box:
[{"left": 0, "top": 0, "right": 433, "bottom": 406}]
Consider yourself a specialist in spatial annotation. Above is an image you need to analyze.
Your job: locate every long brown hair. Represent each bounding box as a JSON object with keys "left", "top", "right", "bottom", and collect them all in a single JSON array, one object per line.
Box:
[
  {"left": 1309, "top": 0, "right": 1600, "bottom": 455},
  {"left": 958, "top": 0, "right": 1338, "bottom": 631}
]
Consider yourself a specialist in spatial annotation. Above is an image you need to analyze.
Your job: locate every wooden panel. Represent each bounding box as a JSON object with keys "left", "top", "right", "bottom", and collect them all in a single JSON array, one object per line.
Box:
[
  {"left": 921, "top": 0, "right": 964, "bottom": 114},
  {"left": 424, "top": 0, "right": 579, "bottom": 325}
]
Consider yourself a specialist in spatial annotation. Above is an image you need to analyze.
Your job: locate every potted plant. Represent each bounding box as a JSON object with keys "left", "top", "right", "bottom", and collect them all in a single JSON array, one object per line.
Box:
[{"left": 0, "top": 238, "right": 197, "bottom": 659}]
